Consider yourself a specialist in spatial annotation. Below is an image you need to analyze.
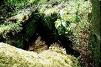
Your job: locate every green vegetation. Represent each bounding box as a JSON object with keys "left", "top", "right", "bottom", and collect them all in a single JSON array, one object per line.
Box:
[
  {"left": 5, "top": 0, "right": 36, "bottom": 9},
  {"left": 0, "top": 0, "right": 100, "bottom": 67}
]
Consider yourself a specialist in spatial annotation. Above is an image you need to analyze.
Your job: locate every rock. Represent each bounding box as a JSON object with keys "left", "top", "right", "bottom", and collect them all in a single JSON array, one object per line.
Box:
[
  {"left": 0, "top": 42, "right": 80, "bottom": 67},
  {"left": 28, "top": 36, "right": 48, "bottom": 52}
]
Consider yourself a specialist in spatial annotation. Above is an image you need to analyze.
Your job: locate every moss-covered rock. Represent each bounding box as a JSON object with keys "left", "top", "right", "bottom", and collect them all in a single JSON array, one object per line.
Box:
[
  {"left": 0, "top": 0, "right": 99, "bottom": 66},
  {"left": 0, "top": 42, "right": 80, "bottom": 67}
]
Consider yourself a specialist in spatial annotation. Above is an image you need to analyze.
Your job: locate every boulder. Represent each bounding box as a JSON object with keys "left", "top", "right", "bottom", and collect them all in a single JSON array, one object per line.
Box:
[{"left": 0, "top": 42, "right": 80, "bottom": 67}]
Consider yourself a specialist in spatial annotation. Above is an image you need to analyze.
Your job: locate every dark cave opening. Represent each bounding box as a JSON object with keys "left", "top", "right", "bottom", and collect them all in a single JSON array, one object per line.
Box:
[
  {"left": 0, "top": 10, "right": 80, "bottom": 57},
  {"left": 23, "top": 12, "right": 80, "bottom": 57}
]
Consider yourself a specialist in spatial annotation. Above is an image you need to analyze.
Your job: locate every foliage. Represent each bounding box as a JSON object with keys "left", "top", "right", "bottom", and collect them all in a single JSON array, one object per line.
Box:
[
  {"left": 0, "top": 0, "right": 99, "bottom": 66},
  {"left": 38, "top": 0, "right": 78, "bottom": 35},
  {"left": 37, "top": 0, "right": 97, "bottom": 66},
  {"left": 5, "top": 0, "right": 36, "bottom": 9},
  {"left": 0, "top": 20, "right": 24, "bottom": 48},
  {"left": 0, "top": 22, "right": 22, "bottom": 37},
  {"left": 0, "top": 0, "right": 38, "bottom": 48}
]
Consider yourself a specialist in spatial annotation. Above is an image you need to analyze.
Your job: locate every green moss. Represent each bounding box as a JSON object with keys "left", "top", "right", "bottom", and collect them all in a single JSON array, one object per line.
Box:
[
  {"left": 0, "top": 43, "right": 80, "bottom": 67},
  {"left": 0, "top": 0, "right": 97, "bottom": 66},
  {"left": 0, "top": 22, "right": 22, "bottom": 36}
]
